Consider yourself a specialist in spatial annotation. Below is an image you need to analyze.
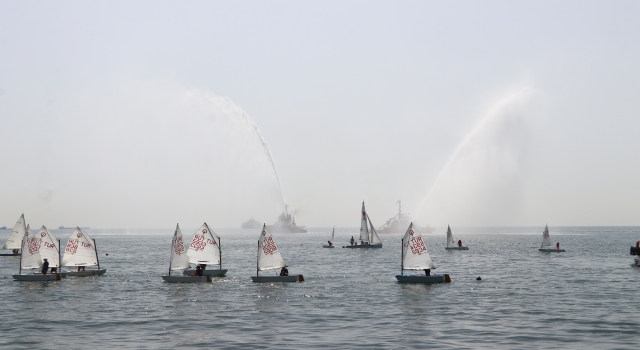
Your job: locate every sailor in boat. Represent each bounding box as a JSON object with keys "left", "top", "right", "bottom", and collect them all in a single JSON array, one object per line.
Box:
[
  {"left": 457, "top": 240, "right": 462, "bottom": 247},
  {"left": 77, "top": 266, "right": 86, "bottom": 272},
  {"left": 200, "top": 263, "right": 207, "bottom": 271},
  {"left": 556, "top": 242, "right": 561, "bottom": 250},
  {"left": 424, "top": 269, "right": 431, "bottom": 276},
  {"left": 327, "top": 240, "right": 333, "bottom": 247},
  {"left": 12, "top": 249, "right": 19, "bottom": 254},
  {"left": 279, "top": 266, "right": 289, "bottom": 276},
  {"left": 350, "top": 236, "right": 355, "bottom": 246},
  {"left": 42, "top": 258, "right": 49, "bottom": 275},
  {"left": 191, "top": 265, "right": 203, "bottom": 276}
]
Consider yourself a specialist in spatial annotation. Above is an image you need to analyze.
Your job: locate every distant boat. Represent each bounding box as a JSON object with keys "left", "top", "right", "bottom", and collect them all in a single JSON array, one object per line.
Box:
[
  {"left": 377, "top": 201, "right": 434, "bottom": 234},
  {"left": 241, "top": 218, "right": 262, "bottom": 229},
  {"left": 395, "top": 223, "right": 451, "bottom": 284},
  {"left": 0, "top": 226, "right": 7, "bottom": 230},
  {"left": 445, "top": 225, "right": 468, "bottom": 250},
  {"left": 59, "top": 226, "right": 90, "bottom": 230},
  {"left": 162, "top": 224, "right": 211, "bottom": 283},
  {"left": 267, "top": 205, "right": 307, "bottom": 233},
  {"left": 184, "top": 223, "right": 227, "bottom": 277},
  {"left": 539, "top": 225, "right": 565, "bottom": 252},
  {"left": 62, "top": 227, "right": 106, "bottom": 276},
  {"left": 251, "top": 224, "right": 304, "bottom": 283},
  {"left": 13, "top": 226, "right": 63, "bottom": 281},
  {"left": 323, "top": 226, "right": 335, "bottom": 248},
  {"left": 343, "top": 202, "right": 382, "bottom": 248},
  {"left": 1, "top": 214, "right": 25, "bottom": 256}
]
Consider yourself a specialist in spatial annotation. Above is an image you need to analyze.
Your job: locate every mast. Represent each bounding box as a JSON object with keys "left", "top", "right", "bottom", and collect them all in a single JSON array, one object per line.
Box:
[
  {"left": 168, "top": 230, "right": 174, "bottom": 276},
  {"left": 94, "top": 238, "right": 101, "bottom": 272},
  {"left": 58, "top": 239, "right": 61, "bottom": 273},
  {"left": 218, "top": 236, "right": 222, "bottom": 270},
  {"left": 401, "top": 237, "right": 404, "bottom": 276},
  {"left": 18, "top": 233, "right": 24, "bottom": 275},
  {"left": 256, "top": 240, "right": 259, "bottom": 277}
]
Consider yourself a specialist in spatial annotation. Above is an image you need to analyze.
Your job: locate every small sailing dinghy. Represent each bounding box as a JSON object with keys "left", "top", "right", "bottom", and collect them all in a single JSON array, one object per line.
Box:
[
  {"left": 444, "top": 225, "right": 468, "bottom": 250},
  {"left": 62, "top": 227, "right": 106, "bottom": 276},
  {"left": 251, "top": 224, "right": 304, "bottom": 283},
  {"left": 342, "top": 202, "right": 382, "bottom": 248},
  {"left": 183, "top": 223, "right": 227, "bottom": 277},
  {"left": 396, "top": 223, "right": 451, "bottom": 284},
  {"left": 539, "top": 225, "right": 565, "bottom": 252},
  {"left": 1, "top": 214, "right": 25, "bottom": 256},
  {"left": 12, "top": 225, "right": 62, "bottom": 281},
  {"left": 162, "top": 224, "right": 211, "bottom": 283},
  {"left": 323, "top": 226, "right": 335, "bottom": 248}
]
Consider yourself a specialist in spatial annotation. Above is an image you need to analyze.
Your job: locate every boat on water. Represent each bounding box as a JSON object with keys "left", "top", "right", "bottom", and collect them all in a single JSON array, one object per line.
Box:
[
  {"left": 377, "top": 201, "right": 434, "bottom": 234},
  {"left": 539, "top": 225, "right": 565, "bottom": 252},
  {"left": 183, "top": 223, "right": 227, "bottom": 277},
  {"left": 0, "top": 226, "right": 6, "bottom": 230},
  {"left": 343, "top": 202, "right": 382, "bottom": 248},
  {"left": 62, "top": 227, "right": 106, "bottom": 276},
  {"left": 251, "top": 224, "right": 304, "bottom": 283},
  {"left": 395, "top": 223, "right": 451, "bottom": 283},
  {"left": 267, "top": 205, "right": 307, "bottom": 233},
  {"left": 241, "top": 218, "right": 262, "bottom": 229},
  {"left": 59, "top": 226, "right": 90, "bottom": 230},
  {"left": 323, "top": 226, "right": 336, "bottom": 248},
  {"left": 162, "top": 224, "right": 211, "bottom": 283},
  {"left": 1, "top": 214, "right": 25, "bottom": 256},
  {"left": 13, "top": 225, "right": 63, "bottom": 281},
  {"left": 445, "top": 225, "right": 468, "bottom": 250}
]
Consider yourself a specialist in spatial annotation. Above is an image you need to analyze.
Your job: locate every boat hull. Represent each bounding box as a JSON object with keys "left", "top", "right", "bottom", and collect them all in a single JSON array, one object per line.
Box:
[
  {"left": 0, "top": 253, "right": 20, "bottom": 256},
  {"left": 322, "top": 245, "right": 335, "bottom": 248},
  {"left": 251, "top": 275, "right": 304, "bottom": 283},
  {"left": 66, "top": 269, "right": 107, "bottom": 277},
  {"left": 162, "top": 275, "right": 211, "bottom": 283},
  {"left": 445, "top": 246, "right": 469, "bottom": 250},
  {"left": 395, "top": 274, "right": 449, "bottom": 284},
  {"left": 182, "top": 269, "right": 227, "bottom": 277},
  {"left": 342, "top": 244, "right": 383, "bottom": 249},
  {"left": 539, "top": 248, "right": 565, "bottom": 252},
  {"left": 13, "top": 273, "right": 61, "bottom": 281}
]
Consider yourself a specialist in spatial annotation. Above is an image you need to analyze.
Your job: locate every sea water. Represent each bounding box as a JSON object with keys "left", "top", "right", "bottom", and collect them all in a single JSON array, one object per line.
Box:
[{"left": 1, "top": 226, "right": 639, "bottom": 349}]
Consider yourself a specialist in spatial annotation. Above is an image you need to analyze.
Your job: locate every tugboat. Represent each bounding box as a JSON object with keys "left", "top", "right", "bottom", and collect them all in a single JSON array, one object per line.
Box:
[
  {"left": 241, "top": 218, "right": 262, "bottom": 229},
  {"left": 377, "top": 201, "right": 434, "bottom": 234},
  {"left": 267, "top": 205, "right": 307, "bottom": 233}
]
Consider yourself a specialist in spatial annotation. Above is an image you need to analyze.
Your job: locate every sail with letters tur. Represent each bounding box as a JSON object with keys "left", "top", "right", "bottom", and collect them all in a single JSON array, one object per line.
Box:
[
  {"left": 187, "top": 223, "right": 221, "bottom": 268},
  {"left": 62, "top": 227, "right": 106, "bottom": 276},
  {"left": 402, "top": 223, "right": 434, "bottom": 271},
  {"left": 37, "top": 226, "right": 60, "bottom": 269},
  {"left": 3, "top": 214, "right": 26, "bottom": 250},
  {"left": 257, "top": 224, "right": 286, "bottom": 273}
]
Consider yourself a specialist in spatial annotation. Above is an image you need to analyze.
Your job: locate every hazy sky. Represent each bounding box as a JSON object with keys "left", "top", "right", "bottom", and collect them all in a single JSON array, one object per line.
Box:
[{"left": 1, "top": 1, "right": 639, "bottom": 229}]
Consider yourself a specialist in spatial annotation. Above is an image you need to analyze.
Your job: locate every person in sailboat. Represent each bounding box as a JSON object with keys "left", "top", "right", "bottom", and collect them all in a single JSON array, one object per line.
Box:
[
  {"left": 191, "top": 265, "right": 203, "bottom": 276},
  {"left": 424, "top": 269, "right": 431, "bottom": 276},
  {"left": 200, "top": 264, "right": 207, "bottom": 271},
  {"left": 77, "top": 266, "right": 85, "bottom": 272},
  {"left": 350, "top": 236, "right": 354, "bottom": 246},
  {"left": 556, "top": 242, "right": 560, "bottom": 250},
  {"left": 279, "top": 266, "right": 289, "bottom": 276},
  {"left": 327, "top": 240, "right": 333, "bottom": 247},
  {"left": 12, "top": 249, "right": 19, "bottom": 254},
  {"left": 458, "top": 240, "right": 462, "bottom": 247},
  {"left": 42, "top": 258, "right": 49, "bottom": 275}
]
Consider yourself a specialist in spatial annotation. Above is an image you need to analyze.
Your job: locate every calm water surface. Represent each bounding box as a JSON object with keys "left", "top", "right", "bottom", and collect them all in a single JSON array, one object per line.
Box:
[{"left": 1, "top": 226, "right": 639, "bottom": 349}]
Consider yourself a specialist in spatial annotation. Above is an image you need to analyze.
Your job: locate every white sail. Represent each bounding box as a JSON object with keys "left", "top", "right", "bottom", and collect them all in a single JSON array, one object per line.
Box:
[
  {"left": 20, "top": 225, "right": 43, "bottom": 269},
  {"left": 62, "top": 228, "right": 98, "bottom": 267},
  {"left": 541, "top": 225, "right": 551, "bottom": 247},
  {"left": 446, "top": 225, "right": 454, "bottom": 247},
  {"left": 3, "top": 214, "right": 26, "bottom": 249},
  {"left": 187, "top": 223, "right": 221, "bottom": 265},
  {"left": 359, "top": 202, "right": 369, "bottom": 242},
  {"left": 257, "top": 224, "right": 286, "bottom": 271},
  {"left": 170, "top": 224, "right": 190, "bottom": 270},
  {"left": 367, "top": 214, "right": 381, "bottom": 245},
  {"left": 331, "top": 226, "right": 335, "bottom": 241},
  {"left": 37, "top": 226, "right": 60, "bottom": 268},
  {"left": 402, "top": 223, "right": 434, "bottom": 270}
]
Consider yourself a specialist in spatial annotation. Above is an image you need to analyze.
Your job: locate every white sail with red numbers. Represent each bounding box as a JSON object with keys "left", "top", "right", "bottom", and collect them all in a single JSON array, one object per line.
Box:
[
  {"left": 3, "top": 214, "right": 26, "bottom": 250},
  {"left": 187, "top": 223, "right": 221, "bottom": 265},
  {"left": 541, "top": 225, "right": 551, "bottom": 247},
  {"left": 62, "top": 227, "right": 98, "bottom": 267},
  {"left": 34, "top": 226, "right": 60, "bottom": 268},
  {"left": 359, "top": 202, "right": 369, "bottom": 242},
  {"left": 20, "top": 225, "right": 43, "bottom": 269},
  {"left": 402, "top": 223, "right": 434, "bottom": 270},
  {"left": 257, "top": 224, "right": 286, "bottom": 271},
  {"left": 170, "top": 224, "right": 190, "bottom": 270}
]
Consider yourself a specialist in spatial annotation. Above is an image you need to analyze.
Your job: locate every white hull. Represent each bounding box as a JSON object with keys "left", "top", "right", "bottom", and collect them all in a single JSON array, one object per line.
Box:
[
  {"left": 539, "top": 248, "right": 565, "bottom": 252},
  {"left": 66, "top": 269, "right": 106, "bottom": 277},
  {"left": 342, "top": 244, "right": 383, "bottom": 249},
  {"left": 13, "top": 273, "right": 61, "bottom": 281},
  {"left": 251, "top": 275, "right": 304, "bottom": 283},
  {"left": 395, "top": 273, "right": 449, "bottom": 283},
  {"left": 322, "top": 245, "right": 335, "bottom": 248},
  {"left": 162, "top": 275, "right": 211, "bottom": 283},
  {"left": 182, "top": 269, "right": 227, "bottom": 276},
  {"left": 445, "top": 246, "right": 469, "bottom": 250}
]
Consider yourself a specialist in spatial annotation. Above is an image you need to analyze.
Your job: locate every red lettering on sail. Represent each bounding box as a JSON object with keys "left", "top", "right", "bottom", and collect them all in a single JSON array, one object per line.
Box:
[
  {"left": 66, "top": 239, "right": 79, "bottom": 254},
  {"left": 262, "top": 236, "right": 278, "bottom": 255},
  {"left": 44, "top": 242, "right": 56, "bottom": 249},
  {"left": 409, "top": 236, "right": 427, "bottom": 255},
  {"left": 207, "top": 238, "right": 217, "bottom": 246},
  {"left": 28, "top": 237, "right": 41, "bottom": 254},
  {"left": 174, "top": 236, "right": 185, "bottom": 254},
  {"left": 189, "top": 234, "right": 206, "bottom": 251},
  {"left": 81, "top": 242, "right": 92, "bottom": 248}
]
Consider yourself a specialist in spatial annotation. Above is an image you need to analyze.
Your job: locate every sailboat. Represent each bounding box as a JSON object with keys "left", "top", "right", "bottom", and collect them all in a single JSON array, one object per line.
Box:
[
  {"left": 162, "top": 224, "right": 211, "bottom": 283},
  {"left": 12, "top": 225, "right": 63, "bottom": 281},
  {"left": 444, "top": 225, "right": 468, "bottom": 250},
  {"left": 62, "top": 227, "right": 106, "bottom": 276},
  {"left": 343, "top": 202, "right": 382, "bottom": 248},
  {"left": 251, "top": 224, "right": 304, "bottom": 283},
  {"left": 1, "top": 214, "right": 26, "bottom": 256},
  {"left": 395, "top": 223, "right": 451, "bottom": 283},
  {"left": 323, "top": 226, "right": 335, "bottom": 248},
  {"left": 539, "top": 225, "right": 565, "bottom": 252},
  {"left": 183, "top": 223, "right": 227, "bottom": 276}
]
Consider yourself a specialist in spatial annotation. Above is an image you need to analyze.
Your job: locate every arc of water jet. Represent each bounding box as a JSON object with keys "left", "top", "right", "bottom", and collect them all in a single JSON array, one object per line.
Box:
[{"left": 417, "top": 87, "right": 533, "bottom": 214}]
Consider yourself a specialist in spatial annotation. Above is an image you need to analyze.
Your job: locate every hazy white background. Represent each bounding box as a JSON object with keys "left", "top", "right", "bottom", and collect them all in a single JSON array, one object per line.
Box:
[{"left": 1, "top": 1, "right": 638, "bottom": 229}]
